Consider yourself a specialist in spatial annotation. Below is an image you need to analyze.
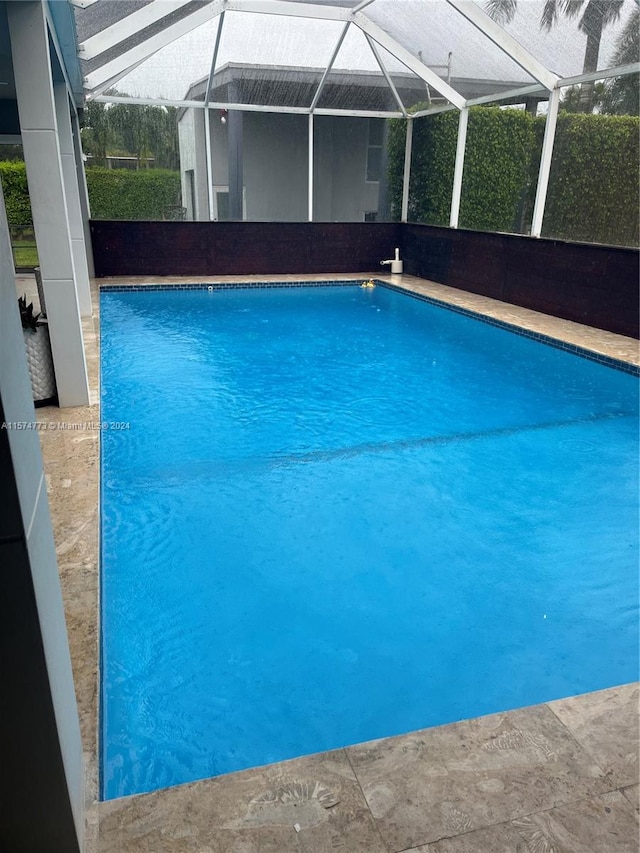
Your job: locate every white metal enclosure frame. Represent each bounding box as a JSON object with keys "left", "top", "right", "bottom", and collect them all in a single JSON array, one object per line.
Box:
[{"left": 73, "top": 0, "right": 640, "bottom": 233}]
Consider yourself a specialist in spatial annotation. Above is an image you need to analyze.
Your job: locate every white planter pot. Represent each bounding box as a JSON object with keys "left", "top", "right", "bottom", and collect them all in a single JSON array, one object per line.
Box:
[{"left": 23, "top": 321, "right": 57, "bottom": 406}]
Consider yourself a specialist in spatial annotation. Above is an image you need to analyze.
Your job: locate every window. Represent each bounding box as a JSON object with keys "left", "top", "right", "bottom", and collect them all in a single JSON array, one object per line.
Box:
[{"left": 366, "top": 119, "right": 384, "bottom": 183}]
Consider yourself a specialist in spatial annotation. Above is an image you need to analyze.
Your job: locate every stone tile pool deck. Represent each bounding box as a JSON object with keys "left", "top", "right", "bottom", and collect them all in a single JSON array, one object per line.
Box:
[{"left": 23, "top": 273, "right": 639, "bottom": 852}]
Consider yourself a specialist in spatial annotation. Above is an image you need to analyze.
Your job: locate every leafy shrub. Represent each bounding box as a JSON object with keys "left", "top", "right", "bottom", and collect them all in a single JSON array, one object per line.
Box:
[
  {"left": 85, "top": 167, "right": 182, "bottom": 220},
  {"left": 0, "top": 161, "right": 182, "bottom": 224},
  {"left": 388, "top": 107, "right": 533, "bottom": 233},
  {"left": 387, "top": 108, "right": 639, "bottom": 247},
  {"left": 458, "top": 108, "right": 534, "bottom": 233},
  {"left": 0, "top": 161, "right": 32, "bottom": 230},
  {"left": 539, "top": 113, "right": 639, "bottom": 246}
]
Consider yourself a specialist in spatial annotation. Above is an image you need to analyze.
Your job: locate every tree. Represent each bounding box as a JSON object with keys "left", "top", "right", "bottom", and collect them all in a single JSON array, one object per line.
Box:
[
  {"left": 79, "top": 98, "right": 180, "bottom": 169},
  {"left": 560, "top": 82, "right": 606, "bottom": 112},
  {"left": 486, "top": 0, "right": 625, "bottom": 112},
  {"left": 80, "top": 101, "right": 112, "bottom": 166},
  {"left": 600, "top": 7, "right": 639, "bottom": 116}
]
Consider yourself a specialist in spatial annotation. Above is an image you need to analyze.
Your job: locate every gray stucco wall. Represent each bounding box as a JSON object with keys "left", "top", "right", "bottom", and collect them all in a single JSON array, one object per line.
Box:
[
  {"left": 243, "top": 112, "right": 308, "bottom": 221},
  {"left": 180, "top": 108, "right": 381, "bottom": 222},
  {"left": 178, "top": 108, "right": 209, "bottom": 221}
]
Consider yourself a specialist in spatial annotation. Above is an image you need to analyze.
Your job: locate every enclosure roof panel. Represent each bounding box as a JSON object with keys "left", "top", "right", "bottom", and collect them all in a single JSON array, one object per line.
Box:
[{"left": 73, "top": 0, "right": 640, "bottom": 110}]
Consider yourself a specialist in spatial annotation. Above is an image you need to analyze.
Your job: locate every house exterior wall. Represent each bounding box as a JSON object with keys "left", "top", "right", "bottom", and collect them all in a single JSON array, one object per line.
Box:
[
  {"left": 244, "top": 112, "right": 308, "bottom": 221},
  {"left": 180, "top": 108, "right": 382, "bottom": 222},
  {"left": 178, "top": 108, "right": 209, "bottom": 221},
  {"left": 318, "top": 115, "right": 381, "bottom": 221}
]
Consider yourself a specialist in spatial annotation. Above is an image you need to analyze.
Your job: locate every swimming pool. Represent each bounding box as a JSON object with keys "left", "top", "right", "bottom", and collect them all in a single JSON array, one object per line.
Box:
[{"left": 100, "top": 282, "right": 639, "bottom": 800}]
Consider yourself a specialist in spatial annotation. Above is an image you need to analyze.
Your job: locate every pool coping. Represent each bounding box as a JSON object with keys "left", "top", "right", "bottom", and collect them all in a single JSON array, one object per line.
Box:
[{"left": 32, "top": 272, "right": 639, "bottom": 851}]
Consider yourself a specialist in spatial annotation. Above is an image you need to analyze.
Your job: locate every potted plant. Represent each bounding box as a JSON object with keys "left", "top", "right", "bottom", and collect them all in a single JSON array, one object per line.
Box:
[{"left": 19, "top": 294, "right": 57, "bottom": 407}]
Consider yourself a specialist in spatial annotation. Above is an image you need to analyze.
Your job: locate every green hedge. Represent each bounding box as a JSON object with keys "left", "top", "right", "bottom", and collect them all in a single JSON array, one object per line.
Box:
[
  {"left": 0, "top": 161, "right": 32, "bottom": 229},
  {"left": 459, "top": 108, "right": 534, "bottom": 233},
  {"left": 539, "top": 113, "right": 639, "bottom": 247},
  {"left": 85, "top": 167, "right": 182, "bottom": 220},
  {"left": 388, "top": 107, "right": 533, "bottom": 232},
  {"left": 0, "top": 161, "right": 182, "bottom": 225},
  {"left": 388, "top": 108, "right": 639, "bottom": 247}
]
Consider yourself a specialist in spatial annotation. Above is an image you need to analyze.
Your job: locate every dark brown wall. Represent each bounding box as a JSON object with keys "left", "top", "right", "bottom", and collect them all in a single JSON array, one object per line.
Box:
[
  {"left": 402, "top": 224, "right": 639, "bottom": 339},
  {"left": 90, "top": 221, "right": 402, "bottom": 278},
  {"left": 90, "top": 220, "right": 639, "bottom": 338}
]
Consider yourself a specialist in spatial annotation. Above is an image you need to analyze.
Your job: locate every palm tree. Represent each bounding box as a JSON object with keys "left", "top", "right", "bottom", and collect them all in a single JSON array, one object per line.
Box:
[
  {"left": 600, "top": 7, "right": 639, "bottom": 115},
  {"left": 486, "top": 0, "right": 625, "bottom": 112}
]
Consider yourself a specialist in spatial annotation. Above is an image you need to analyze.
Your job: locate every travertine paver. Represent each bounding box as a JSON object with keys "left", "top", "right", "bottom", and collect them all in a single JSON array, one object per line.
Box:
[
  {"left": 98, "top": 749, "right": 388, "bottom": 853},
  {"left": 621, "top": 783, "right": 640, "bottom": 812},
  {"left": 410, "top": 790, "right": 640, "bottom": 853},
  {"left": 548, "top": 682, "right": 640, "bottom": 788},
  {"left": 346, "top": 704, "right": 609, "bottom": 852},
  {"left": 20, "top": 272, "right": 639, "bottom": 853}
]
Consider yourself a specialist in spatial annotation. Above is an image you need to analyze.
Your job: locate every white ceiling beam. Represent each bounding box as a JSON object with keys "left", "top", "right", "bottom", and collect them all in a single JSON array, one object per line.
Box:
[
  {"left": 465, "top": 82, "right": 547, "bottom": 107},
  {"left": 225, "top": 0, "right": 350, "bottom": 21},
  {"left": 445, "top": 0, "right": 558, "bottom": 91},
  {"left": 78, "top": 0, "right": 192, "bottom": 61},
  {"left": 86, "top": 57, "right": 153, "bottom": 99},
  {"left": 353, "top": 11, "right": 465, "bottom": 108},
  {"left": 94, "top": 94, "right": 308, "bottom": 113},
  {"left": 411, "top": 103, "right": 457, "bottom": 118},
  {"left": 559, "top": 62, "right": 640, "bottom": 87},
  {"left": 352, "top": 0, "right": 377, "bottom": 10},
  {"left": 310, "top": 22, "right": 351, "bottom": 112},
  {"left": 83, "top": 1, "right": 225, "bottom": 92},
  {"left": 216, "top": 101, "right": 306, "bottom": 114},
  {"left": 94, "top": 94, "right": 210, "bottom": 109},
  {"left": 364, "top": 32, "right": 408, "bottom": 117},
  {"left": 92, "top": 94, "right": 404, "bottom": 119},
  {"left": 315, "top": 107, "right": 402, "bottom": 118}
]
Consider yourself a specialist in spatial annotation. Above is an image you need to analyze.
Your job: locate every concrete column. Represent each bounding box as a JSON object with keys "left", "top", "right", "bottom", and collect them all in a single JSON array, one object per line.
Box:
[
  {"left": 54, "top": 85, "right": 92, "bottom": 317},
  {"left": 0, "top": 173, "right": 83, "bottom": 853},
  {"left": 7, "top": 1, "right": 90, "bottom": 408},
  {"left": 71, "top": 110, "right": 95, "bottom": 279}
]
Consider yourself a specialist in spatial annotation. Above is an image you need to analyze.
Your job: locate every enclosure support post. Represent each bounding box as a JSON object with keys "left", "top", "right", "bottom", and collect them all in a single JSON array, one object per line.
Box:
[
  {"left": 308, "top": 113, "right": 314, "bottom": 222},
  {"left": 449, "top": 107, "right": 468, "bottom": 229},
  {"left": 401, "top": 117, "right": 413, "bottom": 222},
  {"left": 531, "top": 88, "right": 560, "bottom": 238},
  {"left": 204, "top": 106, "right": 214, "bottom": 220},
  {"left": 204, "top": 11, "right": 224, "bottom": 221}
]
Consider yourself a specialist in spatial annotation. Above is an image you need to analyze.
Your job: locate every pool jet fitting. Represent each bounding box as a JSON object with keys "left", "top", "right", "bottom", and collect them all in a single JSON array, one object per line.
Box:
[{"left": 381, "top": 247, "right": 403, "bottom": 275}]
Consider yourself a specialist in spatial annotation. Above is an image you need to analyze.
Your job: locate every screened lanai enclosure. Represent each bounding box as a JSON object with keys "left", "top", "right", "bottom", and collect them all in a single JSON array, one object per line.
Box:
[
  {"left": 73, "top": 0, "right": 640, "bottom": 244},
  {"left": 1, "top": 3, "right": 639, "bottom": 850}
]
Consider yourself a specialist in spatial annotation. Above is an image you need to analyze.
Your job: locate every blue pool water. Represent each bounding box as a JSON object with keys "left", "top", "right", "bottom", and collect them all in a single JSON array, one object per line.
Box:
[{"left": 100, "top": 283, "right": 639, "bottom": 800}]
